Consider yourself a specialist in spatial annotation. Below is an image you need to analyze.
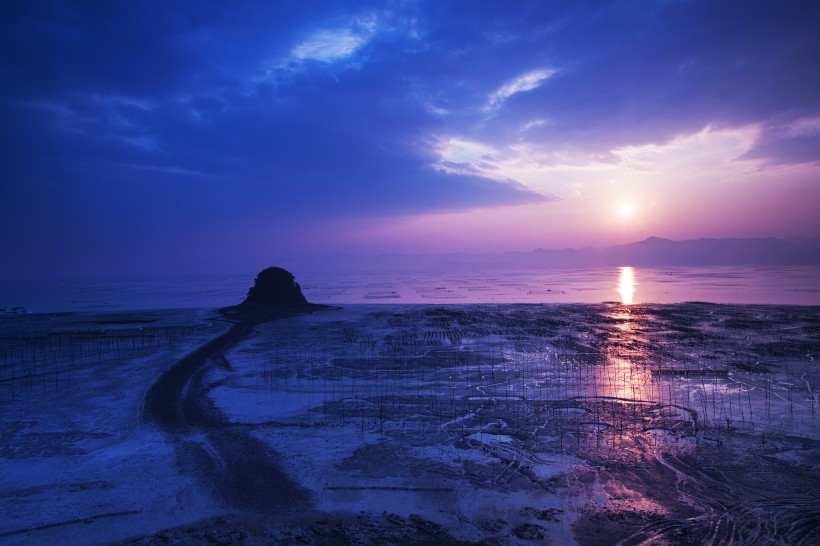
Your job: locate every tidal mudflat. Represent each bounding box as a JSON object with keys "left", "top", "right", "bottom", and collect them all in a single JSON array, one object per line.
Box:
[{"left": 1, "top": 303, "right": 818, "bottom": 544}]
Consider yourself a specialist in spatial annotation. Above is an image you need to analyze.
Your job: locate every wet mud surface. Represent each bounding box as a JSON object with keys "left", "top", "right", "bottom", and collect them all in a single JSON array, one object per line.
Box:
[
  {"left": 2, "top": 303, "right": 818, "bottom": 544},
  {"left": 173, "top": 303, "right": 819, "bottom": 545}
]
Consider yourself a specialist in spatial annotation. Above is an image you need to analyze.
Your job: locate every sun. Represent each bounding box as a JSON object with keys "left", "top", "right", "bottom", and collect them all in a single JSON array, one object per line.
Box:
[{"left": 617, "top": 203, "right": 633, "bottom": 219}]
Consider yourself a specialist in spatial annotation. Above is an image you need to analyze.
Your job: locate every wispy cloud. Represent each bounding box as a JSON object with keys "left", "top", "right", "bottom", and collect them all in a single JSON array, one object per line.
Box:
[
  {"left": 610, "top": 125, "right": 761, "bottom": 173},
  {"left": 127, "top": 163, "right": 213, "bottom": 177},
  {"left": 486, "top": 68, "right": 557, "bottom": 111},
  {"left": 91, "top": 94, "right": 154, "bottom": 111},
  {"left": 291, "top": 17, "right": 378, "bottom": 64},
  {"left": 434, "top": 137, "right": 499, "bottom": 174},
  {"left": 777, "top": 115, "right": 820, "bottom": 138},
  {"left": 432, "top": 126, "right": 765, "bottom": 206},
  {"left": 117, "top": 135, "right": 160, "bottom": 151},
  {"left": 250, "top": 14, "right": 391, "bottom": 86},
  {"left": 521, "top": 118, "right": 548, "bottom": 132},
  {"left": 292, "top": 29, "right": 370, "bottom": 63}
]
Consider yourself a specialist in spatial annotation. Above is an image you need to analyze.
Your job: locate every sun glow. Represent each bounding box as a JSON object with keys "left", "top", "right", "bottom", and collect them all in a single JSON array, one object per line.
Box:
[{"left": 617, "top": 203, "right": 633, "bottom": 218}]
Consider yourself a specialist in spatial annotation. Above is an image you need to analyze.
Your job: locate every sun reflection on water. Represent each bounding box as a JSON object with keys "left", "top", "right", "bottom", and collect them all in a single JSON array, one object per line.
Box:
[
  {"left": 601, "top": 312, "right": 657, "bottom": 403},
  {"left": 618, "top": 266, "right": 636, "bottom": 305},
  {"left": 599, "top": 266, "right": 658, "bottom": 408}
]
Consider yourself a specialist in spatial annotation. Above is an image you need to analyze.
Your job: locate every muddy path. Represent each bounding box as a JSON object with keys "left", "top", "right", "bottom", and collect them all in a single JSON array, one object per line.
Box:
[{"left": 141, "top": 304, "right": 327, "bottom": 512}]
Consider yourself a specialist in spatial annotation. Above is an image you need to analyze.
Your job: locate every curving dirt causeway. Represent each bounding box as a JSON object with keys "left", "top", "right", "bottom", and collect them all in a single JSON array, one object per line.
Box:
[{"left": 141, "top": 304, "right": 327, "bottom": 512}]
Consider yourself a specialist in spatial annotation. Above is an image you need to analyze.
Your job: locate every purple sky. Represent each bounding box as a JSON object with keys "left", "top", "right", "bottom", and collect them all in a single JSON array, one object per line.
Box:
[{"left": 2, "top": 1, "right": 819, "bottom": 277}]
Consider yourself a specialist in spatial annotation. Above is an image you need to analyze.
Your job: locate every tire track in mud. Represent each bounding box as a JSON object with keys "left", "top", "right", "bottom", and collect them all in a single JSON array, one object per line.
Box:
[{"left": 142, "top": 304, "right": 327, "bottom": 512}]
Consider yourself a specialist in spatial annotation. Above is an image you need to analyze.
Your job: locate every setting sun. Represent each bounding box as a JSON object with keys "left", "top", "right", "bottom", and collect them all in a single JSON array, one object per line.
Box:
[{"left": 617, "top": 203, "right": 634, "bottom": 219}]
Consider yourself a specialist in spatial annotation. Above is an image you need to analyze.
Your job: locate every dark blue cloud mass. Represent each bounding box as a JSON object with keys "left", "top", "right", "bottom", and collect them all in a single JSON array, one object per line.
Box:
[{"left": 1, "top": 0, "right": 819, "bottom": 275}]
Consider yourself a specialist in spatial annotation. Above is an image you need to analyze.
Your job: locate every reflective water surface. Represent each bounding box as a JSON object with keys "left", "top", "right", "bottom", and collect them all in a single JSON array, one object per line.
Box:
[{"left": 2, "top": 266, "right": 820, "bottom": 312}]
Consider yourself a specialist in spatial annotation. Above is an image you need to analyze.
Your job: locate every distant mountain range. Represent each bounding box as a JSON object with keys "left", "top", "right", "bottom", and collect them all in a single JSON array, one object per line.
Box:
[
  {"left": 504, "top": 236, "right": 820, "bottom": 268},
  {"left": 295, "top": 236, "right": 820, "bottom": 272}
]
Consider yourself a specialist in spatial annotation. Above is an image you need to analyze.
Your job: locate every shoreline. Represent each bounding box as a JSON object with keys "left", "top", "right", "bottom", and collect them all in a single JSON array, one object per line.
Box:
[{"left": 4, "top": 265, "right": 820, "bottom": 313}]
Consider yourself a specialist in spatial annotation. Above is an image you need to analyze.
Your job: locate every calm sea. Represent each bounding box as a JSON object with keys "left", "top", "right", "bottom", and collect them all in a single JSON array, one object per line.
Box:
[{"left": 2, "top": 266, "right": 820, "bottom": 313}]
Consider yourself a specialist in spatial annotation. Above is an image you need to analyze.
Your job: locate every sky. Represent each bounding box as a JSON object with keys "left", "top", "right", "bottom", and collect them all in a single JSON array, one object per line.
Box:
[{"left": 1, "top": 0, "right": 819, "bottom": 277}]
